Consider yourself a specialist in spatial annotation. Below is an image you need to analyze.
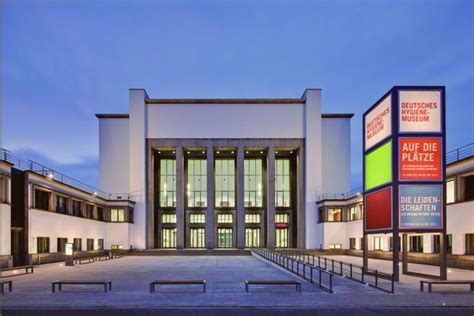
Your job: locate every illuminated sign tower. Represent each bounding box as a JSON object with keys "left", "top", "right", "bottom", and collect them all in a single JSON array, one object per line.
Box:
[{"left": 363, "top": 86, "right": 447, "bottom": 281}]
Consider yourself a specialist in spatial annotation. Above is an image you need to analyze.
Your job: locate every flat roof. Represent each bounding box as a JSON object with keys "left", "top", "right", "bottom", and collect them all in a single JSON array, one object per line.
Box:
[
  {"left": 96, "top": 112, "right": 354, "bottom": 119},
  {"left": 145, "top": 98, "right": 305, "bottom": 104},
  {"left": 322, "top": 113, "right": 354, "bottom": 118},
  {"left": 95, "top": 114, "right": 129, "bottom": 119}
]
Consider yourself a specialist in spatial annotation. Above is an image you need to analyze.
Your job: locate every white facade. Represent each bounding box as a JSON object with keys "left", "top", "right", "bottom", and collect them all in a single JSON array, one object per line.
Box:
[
  {"left": 97, "top": 88, "right": 352, "bottom": 249},
  {"left": 316, "top": 156, "right": 474, "bottom": 255}
]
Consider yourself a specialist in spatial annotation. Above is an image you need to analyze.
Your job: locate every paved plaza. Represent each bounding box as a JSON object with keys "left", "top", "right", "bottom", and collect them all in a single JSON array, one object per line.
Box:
[{"left": 1, "top": 254, "right": 473, "bottom": 315}]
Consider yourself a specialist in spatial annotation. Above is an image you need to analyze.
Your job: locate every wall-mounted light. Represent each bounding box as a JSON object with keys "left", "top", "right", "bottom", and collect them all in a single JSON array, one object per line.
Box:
[
  {"left": 290, "top": 151, "right": 293, "bottom": 154},
  {"left": 158, "top": 151, "right": 161, "bottom": 154},
  {"left": 46, "top": 172, "right": 54, "bottom": 179},
  {"left": 202, "top": 151, "right": 205, "bottom": 154},
  {"left": 187, "top": 151, "right": 190, "bottom": 154},
  {"left": 216, "top": 151, "right": 220, "bottom": 154},
  {"left": 93, "top": 191, "right": 98, "bottom": 196},
  {"left": 260, "top": 151, "right": 263, "bottom": 154},
  {"left": 172, "top": 151, "right": 176, "bottom": 154},
  {"left": 275, "top": 151, "right": 279, "bottom": 154},
  {"left": 245, "top": 151, "right": 249, "bottom": 154},
  {"left": 231, "top": 151, "right": 235, "bottom": 154}
]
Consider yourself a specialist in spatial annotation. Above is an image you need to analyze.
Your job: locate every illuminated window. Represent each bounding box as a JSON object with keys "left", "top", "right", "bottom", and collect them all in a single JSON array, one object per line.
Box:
[
  {"left": 161, "top": 213, "right": 177, "bottom": 223},
  {"left": 327, "top": 208, "right": 342, "bottom": 222},
  {"left": 245, "top": 213, "right": 261, "bottom": 223},
  {"left": 215, "top": 159, "right": 235, "bottom": 207},
  {"left": 110, "top": 208, "right": 125, "bottom": 222},
  {"left": 217, "top": 228, "right": 233, "bottom": 248},
  {"left": 329, "top": 244, "right": 342, "bottom": 249},
  {"left": 245, "top": 228, "right": 260, "bottom": 248},
  {"left": 373, "top": 237, "right": 383, "bottom": 251},
  {"left": 190, "top": 228, "right": 205, "bottom": 248},
  {"left": 217, "top": 213, "right": 233, "bottom": 223},
  {"left": 190, "top": 214, "right": 206, "bottom": 223},
  {"left": 348, "top": 205, "right": 361, "bottom": 221},
  {"left": 275, "top": 159, "right": 290, "bottom": 207},
  {"left": 276, "top": 228, "right": 288, "bottom": 248},
  {"left": 446, "top": 179, "right": 455, "bottom": 204},
  {"left": 160, "top": 159, "right": 176, "bottom": 207},
  {"left": 187, "top": 159, "right": 207, "bottom": 207},
  {"left": 275, "top": 213, "right": 289, "bottom": 223},
  {"left": 162, "top": 228, "right": 177, "bottom": 248},
  {"left": 244, "top": 159, "right": 263, "bottom": 207}
]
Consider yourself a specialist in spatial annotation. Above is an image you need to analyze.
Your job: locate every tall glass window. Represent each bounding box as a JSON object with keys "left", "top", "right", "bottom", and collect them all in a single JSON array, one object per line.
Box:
[
  {"left": 276, "top": 228, "right": 288, "bottom": 248},
  {"left": 160, "top": 159, "right": 176, "bottom": 207},
  {"left": 244, "top": 159, "right": 263, "bottom": 207},
  {"left": 55, "top": 195, "right": 68, "bottom": 214},
  {"left": 187, "top": 159, "right": 207, "bottom": 207},
  {"left": 190, "top": 228, "right": 205, "bottom": 248},
  {"left": 275, "top": 159, "right": 290, "bottom": 207},
  {"left": 161, "top": 228, "right": 177, "bottom": 248},
  {"left": 215, "top": 159, "right": 235, "bottom": 207},
  {"left": 446, "top": 179, "right": 455, "bottom": 204},
  {"left": 245, "top": 228, "right": 260, "bottom": 248},
  {"left": 218, "top": 228, "right": 233, "bottom": 248}
]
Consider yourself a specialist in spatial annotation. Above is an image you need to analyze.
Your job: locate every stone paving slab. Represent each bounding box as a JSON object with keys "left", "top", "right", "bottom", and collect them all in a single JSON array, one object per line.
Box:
[{"left": 0, "top": 254, "right": 473, "bottom": 314}]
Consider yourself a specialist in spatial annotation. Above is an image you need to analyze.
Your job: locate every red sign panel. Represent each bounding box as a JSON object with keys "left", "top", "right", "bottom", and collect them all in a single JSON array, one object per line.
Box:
[
  {"left": 275, "top": 223, "right": 288, "bottom": 228},
  {"left": 399, "top": 137, "right": 442, "bottom": 181},
  {"left": 365, "top": 187, "right": 392, "bottom": 231}
]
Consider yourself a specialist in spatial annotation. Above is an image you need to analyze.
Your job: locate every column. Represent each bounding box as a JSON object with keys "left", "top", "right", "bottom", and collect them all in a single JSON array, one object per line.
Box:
[
  {"left": 297, "top": 146, "right": 305, "bottom": 248},
  {"left": 206, "top": 145, "right": 215, "bottom": 249},
  {"left": 237, "top": 146, "right": 245, "bottom": 249},
  {"left": 267, "top": 145, "right": 276, "bottom": 248},
  {"left": 423, "top": 233, "right": 433, "bottom": 254},
  {"left": 175, "top": 147, "right": 185, "bottom": 249}
]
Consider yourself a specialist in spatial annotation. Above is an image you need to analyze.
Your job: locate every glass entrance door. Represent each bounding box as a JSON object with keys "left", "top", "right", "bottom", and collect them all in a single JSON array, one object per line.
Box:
[
  {"left": 245, "top": 228, "right": 260, "bottom": 248},
  {"left": 217, "top": 228, "right": 233, "bottom": 248},
  {"left": 276, "top": 228, "right": 288, "bottom": 248},
  {"left": 161, "top": 228, "right": 177, "bottom": 248}
]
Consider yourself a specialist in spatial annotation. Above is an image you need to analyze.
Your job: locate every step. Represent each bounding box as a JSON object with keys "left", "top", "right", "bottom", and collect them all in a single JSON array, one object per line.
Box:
[{"left": 126, "top": 249, "right": 251, "bottom": 256}]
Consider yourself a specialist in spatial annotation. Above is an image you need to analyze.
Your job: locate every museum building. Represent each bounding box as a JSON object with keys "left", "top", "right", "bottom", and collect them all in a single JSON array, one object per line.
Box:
[{"left": 0, "top": 88, "right": 472, "bottom": 268}]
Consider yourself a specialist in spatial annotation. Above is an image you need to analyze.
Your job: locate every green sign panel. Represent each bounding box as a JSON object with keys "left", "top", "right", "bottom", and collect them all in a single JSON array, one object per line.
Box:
[{"left": 365, "top": 140, "right": 392, "bottom": 191}]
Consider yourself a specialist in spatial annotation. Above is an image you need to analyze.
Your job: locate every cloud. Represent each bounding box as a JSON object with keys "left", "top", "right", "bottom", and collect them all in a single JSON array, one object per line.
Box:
[{"left": 9, "top": 148, "right": 99, "bottom": 188}]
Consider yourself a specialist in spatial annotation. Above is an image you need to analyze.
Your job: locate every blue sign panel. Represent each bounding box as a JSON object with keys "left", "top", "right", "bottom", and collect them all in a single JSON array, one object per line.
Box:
[{"left": 399, "top": 184, "right": 443, "bottom": 230}]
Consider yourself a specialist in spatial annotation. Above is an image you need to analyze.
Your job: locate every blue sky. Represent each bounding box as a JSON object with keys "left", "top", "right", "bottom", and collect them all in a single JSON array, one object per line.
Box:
[{"left": 2, "top": 0, "right": 473, "bottom": 190}]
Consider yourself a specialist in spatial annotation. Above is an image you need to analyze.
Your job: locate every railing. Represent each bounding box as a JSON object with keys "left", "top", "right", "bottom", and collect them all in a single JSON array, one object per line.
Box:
[
  {"left": 0, "top": 148, "right": 133, "bottom": 201},
  {"left": 251, "top": 248, "right": 334, "bottom": 293},
  {"left": 318, "top": 187, "right": 362, "bottom": 202},
  {"left": 276, "top": 249, "right": 394, "bottom": 293},
  {"left": 446, "top": 142, "right": 474, "bottom": 165}
]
